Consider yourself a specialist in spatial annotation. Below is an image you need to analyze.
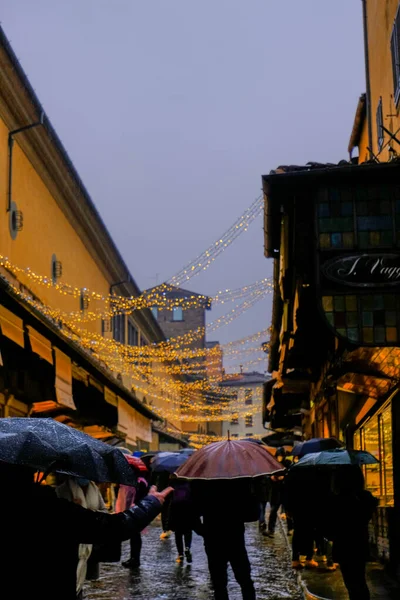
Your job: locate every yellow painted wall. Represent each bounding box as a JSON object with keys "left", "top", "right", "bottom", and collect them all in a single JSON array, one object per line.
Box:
[
  {"left": 0, "top": 117, "right": 108, "bottom": 335},
  {"left": 361, "top": 0, "right": 400, "bottom": 160}
]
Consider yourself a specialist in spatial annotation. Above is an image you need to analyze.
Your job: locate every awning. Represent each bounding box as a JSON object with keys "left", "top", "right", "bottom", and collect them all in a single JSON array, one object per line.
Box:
[
  {"left": 0, "top": 305, "right": 24, "bottom": 347},
  {"left": 27, "top": 326, "right": 53, "bottom": 364},
  {"left": 104, "top": 386, "right": 118, "bottom": 407},
  {"left": 54, "top": 347, "right": 76, "bottom": 410},
  {"left": 118, "top": 397, "right": 152, "bottom": 446}
]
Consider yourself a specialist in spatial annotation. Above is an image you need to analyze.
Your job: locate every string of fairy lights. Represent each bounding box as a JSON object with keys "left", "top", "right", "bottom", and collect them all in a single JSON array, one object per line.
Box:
[
  {"left": 167, "top": 195, "right": 263, "bottom": 286},
  {"left": 0, "top": 194, "right": 271, "bottom": 442}
]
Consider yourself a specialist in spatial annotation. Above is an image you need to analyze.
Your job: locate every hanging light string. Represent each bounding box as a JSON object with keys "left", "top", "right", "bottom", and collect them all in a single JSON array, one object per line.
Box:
[
  {"left": 167, "top": 195, "right": 263, "bottom": 286},
  {"left": 0, "top": 255, "right": 272, "bottom": 322}
]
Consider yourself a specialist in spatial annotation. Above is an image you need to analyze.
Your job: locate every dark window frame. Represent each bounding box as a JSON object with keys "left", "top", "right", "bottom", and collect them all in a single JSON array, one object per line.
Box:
[
  {"left": 127, "top": 321, "right": 139, "bottom": 346},
  {"left": 172, "top": 306, "right": 184, "bottom": 322},
  {"left": 245, "top": 415, "right": 253, "bottom": 428},
  {"left": 244, "top": 389, "right": 253, "bottom": 405},
  {"left": 112, "top": 314, "right": 126, "bottom": 344}
]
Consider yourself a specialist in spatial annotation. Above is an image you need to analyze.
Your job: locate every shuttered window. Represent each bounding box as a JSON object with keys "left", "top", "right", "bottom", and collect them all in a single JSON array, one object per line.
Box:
[
  {"left": 391, "top": 6, "right": 400, "bottom": 104},
  {"left": 376, "top": 97, "right": 384, "bottom": 151}
]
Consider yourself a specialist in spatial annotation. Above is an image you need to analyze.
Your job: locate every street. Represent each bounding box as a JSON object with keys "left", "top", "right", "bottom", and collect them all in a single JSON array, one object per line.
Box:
[{"left": 85, "top": 520, "right": 303, "bottom": 600}]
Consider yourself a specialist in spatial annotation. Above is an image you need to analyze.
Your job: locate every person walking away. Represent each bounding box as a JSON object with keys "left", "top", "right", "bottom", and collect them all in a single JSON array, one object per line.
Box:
[
  {"left": 153, "top": 471, "right": 173, "bottom": 539},
  {"left": 284, "top": 466, "right": 318, "bottom": 569},
  {"left": 115, "top": 476, "right": 149, "bottom": 569},
  {"left": 193, "top": 479, "right": 257, "bottom": 600},
  {"left": 327, "top": 467, "right": 378, "bottom": 600},
  {"left": 56, "top": 477, "right": 107, "bottom": 598},
  {"left": 254, "top": 475, "right": 269, "bottom": 533},
  {"left": 267, "top": 472, "right": 285, "bottom": 536},
  {"left": 0, "top": 462, "right": 172, "bottom": 600},
  {"left": 167, "top": 479, "right": 202, "bottom": 564}
]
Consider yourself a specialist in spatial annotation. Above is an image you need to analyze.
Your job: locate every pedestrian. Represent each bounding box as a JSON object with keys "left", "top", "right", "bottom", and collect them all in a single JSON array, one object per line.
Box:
[
  {"left": 284, "top": 466, "right": 318, "bottom": 569},
  {"left": 0, "top": 461, "right": 172, "bottom": 600},
  {"left": 193, "top": 479, "right": 258, "bottom": 600},
  {"left": 327, "top": 467, "right": 378, "bottom": 600},
  {"left": 266, "top": 472, "right": 285, "bottom": 536},
  {"left": 254, "top": 475, "right": 269, "bottom": 533},
  {"left": 167, "top": 478, "right": 202, "bottom": 564},
  {"left": 56, "top": 476, "right": 108, "bottom": 598},
  {"left": 153, "top": 470, "right": 173, "bottom": 539},
  {"left": 115, "top": 475, "right": 149, "bottom": 569}
]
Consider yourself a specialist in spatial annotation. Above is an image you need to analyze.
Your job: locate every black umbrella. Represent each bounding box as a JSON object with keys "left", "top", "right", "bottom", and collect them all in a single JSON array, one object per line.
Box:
[
  {"left": 0, "top": 418, "right": 136, "bottom": 485},
  {"left": 291, "top": 437, "right": 342, "bottom": 458}
]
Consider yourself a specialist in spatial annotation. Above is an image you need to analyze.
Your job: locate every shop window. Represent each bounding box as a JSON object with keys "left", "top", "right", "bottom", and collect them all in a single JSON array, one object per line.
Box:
[
  {"left": 355, "top": 403, "right": 394, "bottom": 507},
  {"left": 172, "top": 307, "right": 183, "bottom": 321},
  {"left": 151, "top": 307, "right": 158, "bottom": 320},
  {"left": 246, "top": 433, "right": 253, "bottom": 437},
  {"left": 244, "top": 389, "right": 253, "bottom": 405}
]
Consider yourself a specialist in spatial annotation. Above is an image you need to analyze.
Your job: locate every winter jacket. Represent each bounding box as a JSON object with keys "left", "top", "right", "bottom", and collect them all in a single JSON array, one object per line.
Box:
[
  {"left": 56, "top": 479, "right": 107, "bottom": 594},
  {"left": 0, "top": 481, "right": 161, "bottom": 600}
]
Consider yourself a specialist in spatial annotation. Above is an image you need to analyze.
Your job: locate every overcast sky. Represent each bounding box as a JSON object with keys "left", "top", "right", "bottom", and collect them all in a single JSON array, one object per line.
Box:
[{"left": 2, "top": 1, "right": 365, "bottom": 369}]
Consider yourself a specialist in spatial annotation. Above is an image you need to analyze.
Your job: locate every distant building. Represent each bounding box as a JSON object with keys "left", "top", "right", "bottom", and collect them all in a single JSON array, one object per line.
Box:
[
  {"left": 219, "top": 372, "right": 269, "bottom": 439},
  {"left": 205, "top": 341, "right": 224, "bottom": 382},
  {"left": 149, "top": 286, "right": 211, "bottom": 350}
]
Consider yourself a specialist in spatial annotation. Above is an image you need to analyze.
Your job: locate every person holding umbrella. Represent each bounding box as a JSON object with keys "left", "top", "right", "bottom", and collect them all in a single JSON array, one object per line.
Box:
[
  {"left": 0, "top": 418, "right": 173, "bottom": 600},
  {"left": 56, "top": 476, "right": 108, "bottom": 598},
  {"left": 114, "top": 454, "right": 150, "bottom": 569},
  {"left": 175, "top": 437, "right": 284, "bottom": 600},
  {"left": 327, "top": 466, "right": 378, "bottom": 600},
  {"left": 166, "top": 477, "right": 202, "bottom": 564},
  {"left": 151, "top": 451, "right": 191, "bottom": 541}
]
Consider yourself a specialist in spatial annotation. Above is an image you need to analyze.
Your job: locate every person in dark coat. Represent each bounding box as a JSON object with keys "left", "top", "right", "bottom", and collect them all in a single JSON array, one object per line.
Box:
[
  {"left": 327, "top": 467, "right": 378, "bottom": 600},
  {"left": 254, "top": 475, "right": 269, "bottom": 532},
  {"left": 193, "top": 479, "right": 258, "bottom": 600},
  {"left": 284, "top": 466, "right": 318, "bottom": 568},
  {"left": 167, "top": 479, "right": 202, "bottom": 564},
  {"left": 0, "top": 462, "right": 171, "bottom": 600}
]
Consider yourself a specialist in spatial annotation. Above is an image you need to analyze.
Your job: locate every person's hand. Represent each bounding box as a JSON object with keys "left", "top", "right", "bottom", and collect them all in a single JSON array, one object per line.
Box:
[{"left": 148, "top": 485, "right": 173, "bottom": 505}]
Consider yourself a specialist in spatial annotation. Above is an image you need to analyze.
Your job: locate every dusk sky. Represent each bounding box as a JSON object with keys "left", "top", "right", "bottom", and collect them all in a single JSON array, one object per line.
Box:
[{"left": 2, "top": 1, "right": 365, "bottom": 368}]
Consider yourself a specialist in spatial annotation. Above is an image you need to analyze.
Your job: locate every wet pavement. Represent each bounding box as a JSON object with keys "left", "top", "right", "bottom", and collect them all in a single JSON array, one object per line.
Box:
[{"left": 85, "top": 518, "right": 303, "bottom": 600}]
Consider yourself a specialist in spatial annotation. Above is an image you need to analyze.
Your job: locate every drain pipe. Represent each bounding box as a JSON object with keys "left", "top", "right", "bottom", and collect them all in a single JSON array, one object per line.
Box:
[
  {"left": 362, "top": 0, "right": 373, "bottom": 159},
  {"left": 8, "top": 112, "right": 44, "bottom": 212}
]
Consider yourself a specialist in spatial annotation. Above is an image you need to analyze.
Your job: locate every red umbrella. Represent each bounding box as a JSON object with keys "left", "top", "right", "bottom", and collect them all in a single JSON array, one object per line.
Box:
[
  {"left": 124, "top": 454, "right": 148, "bottom": 473},
  {"left": 175, "top": 439, "right": 284, "bottom": 480}
]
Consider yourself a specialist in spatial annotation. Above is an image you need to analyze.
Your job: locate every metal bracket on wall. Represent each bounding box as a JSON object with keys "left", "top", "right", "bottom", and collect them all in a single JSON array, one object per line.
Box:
[{"left": 7, "top": 112, "right": 45, "bottom": 213}]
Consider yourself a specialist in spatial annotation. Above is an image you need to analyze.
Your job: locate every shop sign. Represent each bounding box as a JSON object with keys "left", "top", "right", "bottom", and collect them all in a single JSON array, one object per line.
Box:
[{"left": 322, "top": 253, "right": 400, "bottom": 287}]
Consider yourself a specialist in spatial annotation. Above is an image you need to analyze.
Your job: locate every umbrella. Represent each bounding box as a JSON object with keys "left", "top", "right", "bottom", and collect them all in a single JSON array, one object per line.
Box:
[
  {"left": 292, "top": 449, "right": 379, "bottom": 468},
  {"left": 132, "top": 451, "right": 145, "bottom": 457},
  {"left": 241, "top": 437, "right": 265, "bottom": 445},
  {"left": 175, "top": 439, "right": 284, "bottom": 480},
  {"left": 124, "top": 454, "right": 148, "bottom": 473},
  {"left": 151, "top": 451, "right": 190, "bottom": 473},
  {"left": 291, "top": 437, "right": 342, "bottom": 458},
  {"left": 0, "top": 418, "right": 136, "bottom": 485},
  {"left": 179, "top": 448, "right": 196, "bottom": 454}
]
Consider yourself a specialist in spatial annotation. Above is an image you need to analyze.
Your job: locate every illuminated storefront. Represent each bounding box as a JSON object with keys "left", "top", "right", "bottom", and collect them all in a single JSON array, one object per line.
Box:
[{"left": 354, "top": 400, "right": 394, "bottom": 507}]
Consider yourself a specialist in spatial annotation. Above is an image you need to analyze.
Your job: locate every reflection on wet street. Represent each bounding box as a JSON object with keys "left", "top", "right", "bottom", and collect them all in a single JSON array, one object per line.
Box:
[{"left": 85, "top": 519, "right": 302, "bottom": 600}]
